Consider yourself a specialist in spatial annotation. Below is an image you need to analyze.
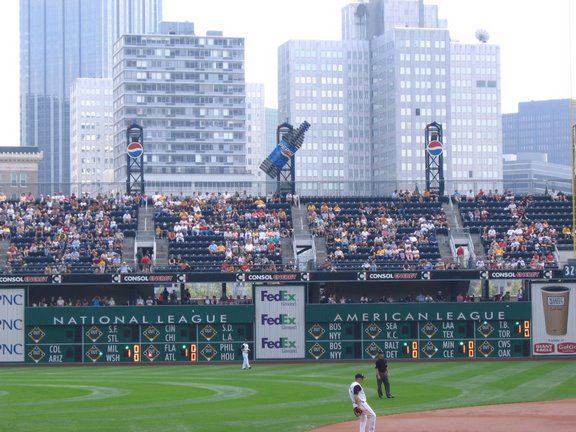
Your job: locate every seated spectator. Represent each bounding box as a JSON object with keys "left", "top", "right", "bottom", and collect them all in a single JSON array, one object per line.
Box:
[
  {"left": 334, "top": 247, "right": 345, "bottom": 261},
  {"left": 119, "top": 261, "right": 131, "bottom": 274},
  {"left": 208, "top": 242, "right": 218, "bottom": 254}
]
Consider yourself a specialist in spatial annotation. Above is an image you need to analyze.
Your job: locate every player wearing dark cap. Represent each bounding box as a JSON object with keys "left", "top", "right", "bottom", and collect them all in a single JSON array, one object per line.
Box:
[
  {"left": 375, "top": 351, "right": 394, "bottom": 399},
  {"left": 348, "top": 373, "right": 376, "bottom": 432}
]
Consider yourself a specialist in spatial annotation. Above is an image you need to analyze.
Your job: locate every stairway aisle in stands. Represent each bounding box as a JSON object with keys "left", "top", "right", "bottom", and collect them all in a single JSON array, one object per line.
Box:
[
  {"left": 0, "top": 238, "right": 9, "bottom": 269},
  {"left": 280, "top": 236, "right": 295, "bottom": 267},
  {"left": 155, "top": 237, "right": 169, "bottom": 266},
  {"left": 291, "top": 205, "right": 319, "bottom": 270},
  {"left": 438, "top": 202, "right": 460, "bottom": 263},
  {"left": 470, "top": 234, "right": 487, "bottom": 260},
  {"left": 436, "top": 232, "right": 453, "bottom": 263},
  {"left": 442, "top": 202, "right": 463, "bottom": 230},
  {"left": 138, "top": 206, "right": 155, "bottom": 235},
  {"left": 291, "top": 206, "right": 311, "bottom": 236},
  {"left": 121, "top": 236, "right": 135, "bottom": 267}
]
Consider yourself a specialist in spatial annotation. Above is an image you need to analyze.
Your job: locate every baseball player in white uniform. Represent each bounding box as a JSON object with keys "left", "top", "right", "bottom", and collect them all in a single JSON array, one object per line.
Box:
[
  {"left": 349, "top": 373, "right": 376, "bottom": 432},
  {"left": 241, "top": 341, "right": 251, "bottom": 369}
]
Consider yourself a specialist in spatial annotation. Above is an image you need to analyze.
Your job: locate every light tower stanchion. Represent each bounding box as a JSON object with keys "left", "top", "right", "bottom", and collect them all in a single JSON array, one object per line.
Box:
[{"left": 570, "top": 124, "right": 576, "bottom": 258}]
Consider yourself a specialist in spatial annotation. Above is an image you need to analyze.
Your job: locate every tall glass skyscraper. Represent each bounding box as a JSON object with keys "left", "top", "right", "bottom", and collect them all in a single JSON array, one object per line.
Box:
[{"left": 20, "top": 0, "right": 162, "bottom": 193}]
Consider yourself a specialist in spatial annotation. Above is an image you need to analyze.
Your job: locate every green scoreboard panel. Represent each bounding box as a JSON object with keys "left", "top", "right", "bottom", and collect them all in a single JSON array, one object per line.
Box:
[
  {"left": 305, "top": 304, "right": 532, "bottom": 361},
  {"left": 473, "top": 320, "right": 531, "bottom": 359},
  {"left": 25, "top": 306, "right": 255, "bottom": 364},
  {"left": 24, "top": 304, "right": 532, "bottom": 363}
]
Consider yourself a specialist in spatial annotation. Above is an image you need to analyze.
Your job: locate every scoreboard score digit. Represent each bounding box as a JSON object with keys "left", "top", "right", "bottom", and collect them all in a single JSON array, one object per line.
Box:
[
  {"left": 125, "top": 345, "right": 140, "bottom": 362},
  {"left": 124, "top": 344, "right": 199, "bottom": 362},
  {"left": 183, "top": 344, "right": 197, "bottom": 362}
]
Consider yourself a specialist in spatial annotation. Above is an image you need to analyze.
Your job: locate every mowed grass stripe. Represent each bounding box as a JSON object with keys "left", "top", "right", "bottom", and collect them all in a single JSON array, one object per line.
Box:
[
  {"left": 0, "top": 361, "right": 575, "bottom": 432},
  {"left": 501, "top": 362, "right": 576, "bottom": 400}
]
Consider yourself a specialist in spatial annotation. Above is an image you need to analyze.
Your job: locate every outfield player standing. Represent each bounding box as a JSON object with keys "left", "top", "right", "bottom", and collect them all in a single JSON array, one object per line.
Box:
[
  {"left": 348, "top": 373, "right": 376, "bottom": 432},
  {"left": 241, "top": 341, "right": 251, "bottom": 370},
  {"left": 375, "top": 352, "right": 394, "bottom": 399}
]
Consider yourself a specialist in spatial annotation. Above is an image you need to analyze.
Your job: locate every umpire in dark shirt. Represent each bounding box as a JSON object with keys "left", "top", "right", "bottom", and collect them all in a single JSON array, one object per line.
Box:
[{"left": 374, "top": 352, "right": 394, "bottom": 399}]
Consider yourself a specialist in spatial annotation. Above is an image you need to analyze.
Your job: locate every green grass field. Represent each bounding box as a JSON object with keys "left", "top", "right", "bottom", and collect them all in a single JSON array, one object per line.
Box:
[{"left": 1, "top": 360, "right": 575, "bottom": 432}]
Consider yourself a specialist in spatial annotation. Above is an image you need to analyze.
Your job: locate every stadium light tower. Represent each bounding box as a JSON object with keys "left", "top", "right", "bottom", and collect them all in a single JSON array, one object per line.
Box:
[
  {"left": 570, "top": 124, "right": 576, "bottom": 259},
  {"left": 126, "top": 124, "right": 145, "bottom": 195},
  {"left": 424, "top": 122, "right": 445, "bottom": 196}
]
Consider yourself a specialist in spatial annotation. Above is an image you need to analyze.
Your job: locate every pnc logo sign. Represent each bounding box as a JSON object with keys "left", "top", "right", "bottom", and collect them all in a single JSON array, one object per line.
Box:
[
  {"left": 260, "top": 290, "right": 296, "bottom": 302},
  {"left": 261, "top": 337, "right": 297, "bottom": 349},
  {"left": 261, "top": 314, "right": 296, "bottom": 326}
]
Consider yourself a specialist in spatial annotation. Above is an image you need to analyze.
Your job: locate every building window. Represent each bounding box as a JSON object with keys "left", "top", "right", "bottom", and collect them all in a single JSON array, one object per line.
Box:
[
  {"left": 11, "top": 173, "right": 17, "bottom": 187},
  {"left": 20, "top": 174, "right": 28, "bottom": 186}
]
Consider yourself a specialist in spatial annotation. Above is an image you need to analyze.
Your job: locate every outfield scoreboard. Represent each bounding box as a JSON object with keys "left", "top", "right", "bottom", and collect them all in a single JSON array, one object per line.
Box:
[
  {"left": 16, "top": 302, "right": 536, "bottom": 364},
  {"left": 25, "top": 306, "right": 254, "bottom": 364},
  {"left": 305, "top": 304, "right": 531, "bottom": 360}
]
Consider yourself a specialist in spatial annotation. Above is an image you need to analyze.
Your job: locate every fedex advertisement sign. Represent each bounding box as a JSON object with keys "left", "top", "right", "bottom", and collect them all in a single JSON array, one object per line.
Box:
[
  {"left": 261, "top": 314, "right": 296, "bottom": 326},
  {"left": 255, "top": 286, "right": 304, "bottom": 359},
  {"left": 260, "top": 290, "right": 296, "bottom": 303},
  {"left": 261, "top": 337, "right": 297, "bottom": 350},
  {"left": 0, "top": 289, "right": 25, "bottom": 362}
]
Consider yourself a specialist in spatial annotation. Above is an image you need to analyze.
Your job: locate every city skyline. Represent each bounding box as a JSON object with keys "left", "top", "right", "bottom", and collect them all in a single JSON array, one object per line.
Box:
[
  {"left": 18, "top": 0, "right": 162, "bottom": 192},
  {"left": 2, "top": 0, "right": 575, "bottom": 148}
]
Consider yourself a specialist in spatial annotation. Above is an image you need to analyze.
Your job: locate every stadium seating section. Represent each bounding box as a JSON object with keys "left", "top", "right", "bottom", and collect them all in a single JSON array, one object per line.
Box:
[
  {"left": 303, "top": 196, "right": 448, "bottom": 270},
  {"left": 1, "top": 192, "right": 572, "bottom": 273},
  {"left": 153, "top": 193, "right": 292, "bottom": 272},
  {"left": 458, "top": 194, "right": 571, "bottom": 269},
  {"left": 1, "top": 195, "right": 138, "bottom": 273}
]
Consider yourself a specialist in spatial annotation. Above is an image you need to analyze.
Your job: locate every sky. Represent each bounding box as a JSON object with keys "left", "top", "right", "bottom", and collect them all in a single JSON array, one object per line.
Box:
[{"left": 2, "top": 0, "right": 575, "bottom": 146}]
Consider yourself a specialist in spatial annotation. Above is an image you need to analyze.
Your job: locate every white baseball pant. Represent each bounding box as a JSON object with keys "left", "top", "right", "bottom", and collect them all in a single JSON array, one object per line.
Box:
[
  {"left": 242, "top": 352, "right": 250, "bottom": 369},
  {"left": 358, "top": 402, "right": 376, "bottom": 432}
]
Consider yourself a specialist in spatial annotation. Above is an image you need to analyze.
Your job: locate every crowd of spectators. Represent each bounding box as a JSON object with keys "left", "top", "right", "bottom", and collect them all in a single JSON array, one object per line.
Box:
[
  {"left": 319, "top": 290, "right": 482, "bottom": 304},
  {"left": 1, "top": 193, "right": 140, "bottom": 274},
  {"left": 153, "top": 191, "right": 292, "bottom": 272},
  {"left": 3, "top": 188, "right": 572, "bottom": 274},
  {"left": 457, "top": 189, "right": 569, "bottom": 269},
  {"left": 30, "top": 288, "right": 253, "bottom": 307},
  {"left": 319, "top": 290, "right": 525, "bottom": 304},
  {"left": 307, "top": 191, "right": 447, "bottom": 271},
  {"left": 32, "top": 295, "right": 118, "bottom": 307}
]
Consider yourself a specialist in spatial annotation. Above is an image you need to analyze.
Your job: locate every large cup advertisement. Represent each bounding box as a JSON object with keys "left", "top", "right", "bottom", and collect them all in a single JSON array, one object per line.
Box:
[
  {"left": 255, "top": 285, "right": 305, "bottom": 359},
  {"left": 532, "top": 283, "right": 576, "bottom": 355},
  {"left": 0, "top": 288, "right": 25, "bottom": 362}
]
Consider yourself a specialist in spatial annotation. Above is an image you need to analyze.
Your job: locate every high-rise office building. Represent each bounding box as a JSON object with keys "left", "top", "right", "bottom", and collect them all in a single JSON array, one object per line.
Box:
[
  {"left": 503, "top": 153, "right": 571, "bottom": 195},
  {"left": 264, "top": 108, "right": 279, "bottom": 193},
  {"left": 449, "top": 42, "right": 502, "bottom": 192},
  {"left": 70, "top": 78, "right": 114, "bottom": 195},
  {"left": 278, "top": 39, "right": 372, "bottom": 195},
  {"left": 246, "top": 84, "right": 267, "bottom": 185},
  {"left": 503, "top": 99, "right": 576, "bottom": 167},
  {"left": 113, "top": 24, "right": 251, "bottom": 193},
  {"left": 265, "top": 108, "right": 279, "bottom": 155},
  {"left": 20, "top": 0, "right": 162, "bottom": 193},
  {"left": 280, "top": 0, "right": 502, "bottom": 195}
]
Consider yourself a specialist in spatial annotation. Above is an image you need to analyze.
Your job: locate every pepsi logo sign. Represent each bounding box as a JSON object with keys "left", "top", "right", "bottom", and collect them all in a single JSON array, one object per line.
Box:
[
  {"left": 427, "top": 140, "right": 443, "bottom": 157},
  {"left": 127, "top": 141, "right": 144, "bottom": 159}
]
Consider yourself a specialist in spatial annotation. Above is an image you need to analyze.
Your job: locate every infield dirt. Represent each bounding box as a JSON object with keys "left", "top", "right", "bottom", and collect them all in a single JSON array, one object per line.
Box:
[{"left": 310, "top": 398, "right": 576, "bottom": 432}]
